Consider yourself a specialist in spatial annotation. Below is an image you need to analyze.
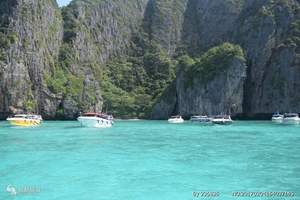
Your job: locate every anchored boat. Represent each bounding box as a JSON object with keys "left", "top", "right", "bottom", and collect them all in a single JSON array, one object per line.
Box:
[
  {"left": 168, "top": 116, "right": 184, "bottom": 124},
  {"left": 77, "top": 112, "right": 114, "bottom": 128},
  {"left": 6, "top": 114, "right": 42, "bottom": 127},
  {"left": 272, "top": 113, "right": 283, "bottom": 123},
  {"left": 282, "top": 113, "right": 300, "bottom": 124},
  {"left": 212, "top": 115, "right": 233, "bottom": 125},
  {"left": 190, "top": 115, "right": 211, "bottom": 124}
]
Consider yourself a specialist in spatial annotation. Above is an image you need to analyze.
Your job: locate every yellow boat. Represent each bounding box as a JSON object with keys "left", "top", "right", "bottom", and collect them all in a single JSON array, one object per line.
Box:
[{"left": 6, "top": 114, "right": 42, "bottom": 127}]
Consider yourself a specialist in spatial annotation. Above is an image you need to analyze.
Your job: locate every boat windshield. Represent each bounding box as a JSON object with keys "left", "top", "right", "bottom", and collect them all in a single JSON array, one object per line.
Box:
[
  {"left": 12, "top": 115, "right": 41, "bottom": 119},
  {"left": 83, "top": 113, "right": 98, "bottom": 117},
  {"left": 170, "top": 116, "right": 181, "bottom": 119},
  {"left": 82, "top": 113, "right": 113, "bottom": 120},
  {"left": 214, "top": 115, "right": 230, "bottom": 119},
  {"left": 191, "top": 116, "right": 200, "bottom": 119},
  {"left": 191, "top": 116, "right": 207, "bottom": 119},
  {"left": 28, "top": 115, "right": 42, "bottom": 119},
  {"left": 284, "top": 113, "right": 299, "bottom": 118},
  {"left": 14, "top": 115, "right": 27, "bottom": 118}
]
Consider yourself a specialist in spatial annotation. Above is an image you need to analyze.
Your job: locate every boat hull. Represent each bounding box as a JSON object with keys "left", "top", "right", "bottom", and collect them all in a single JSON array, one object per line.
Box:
[
  {"left": 77, "top": 117, "right": 113, "bottom": 128},
  {"left": 168, "top": 119, "right": 184, "bottom": 124},
  {"left": 272, "top": 118, "right": 283, "bottom": 123},
  {"left": 282, "top": 118, "right": 300, "bottom": 125},
  {"left": 191, "top": 119, "right": 211, "bottom": 122},
  {"left": 7, "top": 118, "right": 41, "bottom": 127}
]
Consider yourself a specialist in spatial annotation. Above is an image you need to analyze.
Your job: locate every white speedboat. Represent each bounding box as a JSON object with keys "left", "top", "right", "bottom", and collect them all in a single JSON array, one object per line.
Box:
[
  {"left": 272, "top": 113, "right": 283, "bottom": 123},
  {"left": 190, "top": 115, "right": 211, "bottom": 124},
  {"left": 282, "top": 113, "right": 300, "bottom": 124},
  {"left": 168, "top": 116, "right": 184, "bottom": 124},
  {"left": 7, "top": 114, "right": 42, "bottom": 127},
  {"left": 212, "top": 115, "right": 233, "bottom": 125},
  {"left": 77, "top": 113, "right": 114, "bottom": 128}
]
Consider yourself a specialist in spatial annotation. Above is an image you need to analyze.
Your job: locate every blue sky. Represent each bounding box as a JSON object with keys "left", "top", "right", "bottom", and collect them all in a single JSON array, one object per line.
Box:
[{"left": 57, "top": 0, "right": 72, "bottom": 7}]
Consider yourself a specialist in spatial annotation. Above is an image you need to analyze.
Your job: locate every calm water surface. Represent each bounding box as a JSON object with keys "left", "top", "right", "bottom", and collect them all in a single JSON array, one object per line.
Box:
[{"left": 0, "top": 120, "right": 299, "bottom": 200}]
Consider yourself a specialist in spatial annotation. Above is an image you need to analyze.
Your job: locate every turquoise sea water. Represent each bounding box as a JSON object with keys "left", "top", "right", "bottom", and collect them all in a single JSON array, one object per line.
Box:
[{"left": 0, "top": 120, "right": 299, "bottom": 200}]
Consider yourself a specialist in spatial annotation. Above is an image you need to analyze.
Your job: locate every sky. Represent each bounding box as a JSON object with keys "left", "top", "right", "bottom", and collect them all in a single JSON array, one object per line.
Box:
[{"left": 57, "top": 0, "right": 72, "bottom": 7}]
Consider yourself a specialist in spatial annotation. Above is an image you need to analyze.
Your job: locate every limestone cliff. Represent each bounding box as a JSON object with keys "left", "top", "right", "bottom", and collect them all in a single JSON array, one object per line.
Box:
[
  {"left": 152, "top": 43, "right": 247, "bottom": 119},
  {"left": 153, "top": 0, "right": 300, "bottom": 119},
  {"left": 143, "top": 0, "right": 188, "bottom": 55},
  {"left": 176, "top": 49, "right": 247, "bottom": 118},
  {"left": 0, "top": 0, "right": 63, "bottom": 119},
  {"left": 237, "top": 0, "right": 300, "bottom": 116},
  {"left": 55, "top": 0, "right": 149, "bottom": 118},
  {"left": 0, "top": 0, "right": 299, "bottom": 119}
]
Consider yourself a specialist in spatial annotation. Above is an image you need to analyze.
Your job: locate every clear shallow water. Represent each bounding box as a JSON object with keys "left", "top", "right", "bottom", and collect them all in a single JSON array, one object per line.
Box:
[{"left": 0, "top": 120, "right": 299, "bottom": 200}]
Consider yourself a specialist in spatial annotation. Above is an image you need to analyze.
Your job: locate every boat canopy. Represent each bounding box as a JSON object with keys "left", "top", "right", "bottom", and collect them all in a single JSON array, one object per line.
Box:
[
  {"left": 284, "top": 113, "right": 299, "bottom": 118},
  {"left": 83, "top": 112, "right": 99, "bottom": 117},
  {"left": 170, "top": 115, "right": 181, "bottom": 119},
  {"left": 12, "top": 114, "right": 42, "bottom": 119},
  {"left": 82, "top": 112, "right": 113, "bottom": 120},
  {"left": 14, "top": 114, "right": 27, "bottom": 118},
  {"left": 191, "top": 115, "right": 208, "bottom": 119},
  {"left": 214, "top": 115, "right": 231, "bottom": 119}
]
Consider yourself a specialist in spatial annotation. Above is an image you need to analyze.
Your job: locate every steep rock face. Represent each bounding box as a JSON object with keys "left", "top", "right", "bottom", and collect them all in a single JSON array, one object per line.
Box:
[
  {"left": 54, "top": 0, "right": 151, "bottom": 118},
  {"left": 144, "top": 0, "right": 188, "bottom": 55},
  {"left": 151, "top": 81, "right": 177, "bottom": 119},
  {"left": 152, "top": 0, "right": 300, "bottom": 119},
  {"left": 236, "top": 0, "right": 300, "bottom": 115},
  {"left": 1, "top": 0, "right": 299, "bottom": 119},
  {"left": 176, "top": 58, "right": 247, "bottom": 117},
  {"left": 0, "top": 0, "right": 184, "bottom": 119},
  {"left": 64, "top": 0, "right": 149, "bottom": 64},
  {"left": 67, "top": 0, "right": 187, "bottom": 118},
  {"left": 0, "top": 0, "right": 63, "bottom": 119},
  {"left": 182, "top": 0, "right": 244, "bottom": 55},
  {"left": 259, "top": 44, "right": 300, "bottom": 113},
  {"left": 152, "top": 43, "right": 247, "bottom": 119}
]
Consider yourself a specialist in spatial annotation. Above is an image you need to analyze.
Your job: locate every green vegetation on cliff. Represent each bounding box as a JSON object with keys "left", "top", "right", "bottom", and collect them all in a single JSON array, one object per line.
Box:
[
  {"left": 44, "top": 0, "right": 245, "bottom": 118},
  {"left": 1, "top": 0, "right": 300, "bottom": 119},
  {"left": 52, "top": 0, "right": 178, "bottom": 118},
  {"left": 100, "top": 33, "right": 176, "bottom": 118},
  {"left": 182, "top": 43, "right": 245, "bottom": 86}
]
